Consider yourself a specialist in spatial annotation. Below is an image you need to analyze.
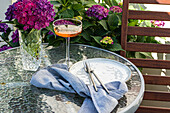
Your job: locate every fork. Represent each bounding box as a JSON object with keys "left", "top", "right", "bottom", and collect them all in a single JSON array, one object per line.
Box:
[
  {"left": 84, "top": 61, "right": 98, "bottom": 92},
  {"left": 84, "top": 61, "right": 109, "bottom": 94}
]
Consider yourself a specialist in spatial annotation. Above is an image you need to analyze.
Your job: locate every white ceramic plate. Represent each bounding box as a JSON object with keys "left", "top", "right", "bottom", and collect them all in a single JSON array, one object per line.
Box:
[{"left": 69, "top": 58, "right": 131, "bottom": 85}]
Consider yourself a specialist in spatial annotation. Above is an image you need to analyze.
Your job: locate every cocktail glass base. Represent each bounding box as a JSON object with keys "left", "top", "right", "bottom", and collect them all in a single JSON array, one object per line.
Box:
[{"left": 57, "top": 58, "right": 77, "bottom": 68}]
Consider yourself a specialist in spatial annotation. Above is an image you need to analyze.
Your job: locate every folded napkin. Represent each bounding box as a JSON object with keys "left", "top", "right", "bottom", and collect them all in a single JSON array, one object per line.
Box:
[{"left": 30, "top": 64, "right": 128, "bottom": 113}]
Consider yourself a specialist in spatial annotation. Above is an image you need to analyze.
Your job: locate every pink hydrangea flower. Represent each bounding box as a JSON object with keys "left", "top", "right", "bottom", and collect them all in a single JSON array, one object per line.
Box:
[
  {"left": 100, "top": 36, "right": 114, "bottom": 44},
  {"left": 109, "top": 6, "right": 122, "bottom": 13},
  {"left": 151, "top": 20, "right": 165, "bottom": 27}
]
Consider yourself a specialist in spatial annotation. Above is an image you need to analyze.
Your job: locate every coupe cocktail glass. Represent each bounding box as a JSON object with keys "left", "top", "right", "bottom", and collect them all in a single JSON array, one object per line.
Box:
[{"left": 53, "top": 18, "right": 82, "bottom": 67}]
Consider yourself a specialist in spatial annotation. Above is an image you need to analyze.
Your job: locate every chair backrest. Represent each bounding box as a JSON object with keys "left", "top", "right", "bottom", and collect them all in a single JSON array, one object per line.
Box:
[{"left": 121, "top": 0, "right": 170, "bottom": 112}]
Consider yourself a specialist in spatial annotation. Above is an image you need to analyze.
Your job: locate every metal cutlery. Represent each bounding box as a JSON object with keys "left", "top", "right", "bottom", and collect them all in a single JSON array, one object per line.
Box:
[
  {"left": 84, "top": 62, "right": 98, "bottom": 91},
  {"left": 84, "top": 61, "right": 109, "bottom": 94}
]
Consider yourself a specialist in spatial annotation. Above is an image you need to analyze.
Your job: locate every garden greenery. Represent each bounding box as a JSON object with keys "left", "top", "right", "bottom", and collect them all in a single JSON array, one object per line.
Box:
[
  {"left": 44, "top": 0, "right": 124, "bottom": 52},
  {"left": 0, "top": 0, "right": 165, "bottom": 60}
]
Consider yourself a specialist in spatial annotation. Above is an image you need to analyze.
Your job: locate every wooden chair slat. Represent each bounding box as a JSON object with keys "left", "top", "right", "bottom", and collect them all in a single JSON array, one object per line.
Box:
[
  {"left": 127, "top": 26, "right": 170, "bottom": 37},
  {"left": 144, "top": 91, "right": 170, "bottom": 101},
  {"left": 127, "top": 58, "right": 170, "bottom": 69},
  {"left": 129, "top": 0, "right": 170, "bottom": 5},
  {"left": 144, "top": 75, "right": 170, "bottom": 85},
  {"left": 127, "top": 42, "right": 170, "bottom": 53},
  {"left": 129, "top": 10, "right": 170, "bottom": 21},
  {"left": 136, "top": 106, "right": 170, "bottom": 113}
]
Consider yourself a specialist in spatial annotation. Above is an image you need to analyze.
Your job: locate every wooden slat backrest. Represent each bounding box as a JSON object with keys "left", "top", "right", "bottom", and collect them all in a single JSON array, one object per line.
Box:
[
  {"left": 129, "top": 10, "right": 170, "bottom": 21},
  {"left": 144, "top": 75, "right": 170, "bottom": 85},
  {"left": 121, "top": 0, "right": 170, "bottom": 63},
  {"left": 121, "top": 0, "right": 170, "bottom": 112},
  {"left": 127, "top": 42, "right": 170, "bottom": 53}
]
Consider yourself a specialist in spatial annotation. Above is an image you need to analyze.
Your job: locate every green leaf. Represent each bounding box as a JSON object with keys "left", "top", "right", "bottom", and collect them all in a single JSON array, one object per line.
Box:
[
  {"left": 135, "top": 52, "right": 145, "bottom": 58},
  {"left": 94, "top": 26, "right": 109, "bottom": 36},
  {"left": 107, "top": 43, "right": 123, "bottom": 51},
  {"left": 70, "top": 36, "right": 81, "bottom": 43},
  {"left": 138, "top": 4, "right": 145, "bottom": 11},
  {"left": 46, "top": 23, "right": 56, "bottom": 38},
  {"left": 46, "top": 34, "right": 54, "bottom": 40},
  {"left": 145, "top": 36, "right": 160, "bottom": 43},
  {"left": 0, "top": 21, "right": 14, "bottom": 24},
  {"left": 72, "top": 4, "right": 84, "bottom": 11},
  {"left": 135, "top": 52, "right": 153, "bottom": 59},
  {"left": 91, "top": 36, "right": 103, "bottom": 46},
  {"left": 58, "top": 0, "right": 67, "bottom": 5},
  {"left": 29, "top": 29, "right": 36, "bottom": 34},
  {"left": 126, "top": 51, "right": 135, "bottom": 58},
  {"left": 99, "top": 20, "right": 109, "bottom": 31},
  {"left": 83, "top": 20, "right": 94, "bottom": 29},
  {"left": 50, "top": 1, "right": 60, "bottom": 5},
  {"left": 140, "top": 52, "right": 153, "bottom": 59},
  {"left": 108, "top": 14, "right": 119, "bottom": 30},
  {"left": 81, "top": 28, "right": 93, "bottom": 41},
  {"left": 111, "top": 0, "right": 119, "bottom": 6},
  {"left": 103, "top": 0, "right": 112, "bottom": 7},
  {"left": 84, "top": 0, "right": 97, "bottom": 7},
  {"left": 48, "top": 36, "right": 64, "bottom": 47},
  {"left": 1, "top": 28, "right": 11, "bottom": 41},
  {"left": 136, "top": 36, "right": 145, "bottom": 42},
  {"left": 9, "top": 40, "right": 19, "bottom": 47},
  {"left": 144, "top": 20, "right": 152, "bottom": 27},
  {"left": 128, "top": 20, "right": 138, "bottom": 26},
  {"left": 60, "top": 9, "right": 74, "bottom": 18}
]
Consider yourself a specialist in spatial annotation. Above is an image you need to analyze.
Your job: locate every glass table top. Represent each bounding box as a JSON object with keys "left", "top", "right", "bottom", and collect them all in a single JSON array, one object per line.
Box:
[{"left": 0, "top": 44, "right": 144, "bottom": 113}]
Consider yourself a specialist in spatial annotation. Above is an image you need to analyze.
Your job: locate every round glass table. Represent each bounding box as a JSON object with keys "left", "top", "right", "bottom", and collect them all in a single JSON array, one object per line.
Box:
[{"left": 0, "top": 44, "right": 144, "bottom": 113}]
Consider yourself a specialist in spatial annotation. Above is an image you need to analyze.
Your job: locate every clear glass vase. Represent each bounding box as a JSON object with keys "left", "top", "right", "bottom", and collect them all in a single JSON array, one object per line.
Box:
[{"left": 19, "top": 30, "right": 42, "bottom": 71}]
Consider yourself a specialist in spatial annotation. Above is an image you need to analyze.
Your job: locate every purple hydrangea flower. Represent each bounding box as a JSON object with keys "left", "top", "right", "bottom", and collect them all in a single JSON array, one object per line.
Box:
[
  {"left": 11, "top": 29, "right": 19, "bottom": 43},
  {"left": 0, "top": 20, "right": 8, "bottom": 33},
  {"left": 86, "top": 5, "right": 109, "bottom": 20},
  {"left": 5, "top": 0, "right": 22, "bottom": 21},
  {"left": 109, "top": 6, "right": 122, "bottom": 13},
  {"left": 6, "top": 0, "right": 55, "bottom": 30},
  {"left": 0, "top": 45, "right": 12, "bottom": 52},
  {"left": 5, "top": 4, "right": 15, "bottom": 21}
]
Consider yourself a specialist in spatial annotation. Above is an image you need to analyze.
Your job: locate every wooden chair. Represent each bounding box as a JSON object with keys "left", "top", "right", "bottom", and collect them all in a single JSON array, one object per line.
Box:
[{"left": 120, "top": 0, "right": 170, "bottom": 112}]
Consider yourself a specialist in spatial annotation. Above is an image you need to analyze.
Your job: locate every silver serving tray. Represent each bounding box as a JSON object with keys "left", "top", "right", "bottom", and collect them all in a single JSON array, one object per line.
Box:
[{"left": 69, "top": 58, "right": 131, "bottom": 85}]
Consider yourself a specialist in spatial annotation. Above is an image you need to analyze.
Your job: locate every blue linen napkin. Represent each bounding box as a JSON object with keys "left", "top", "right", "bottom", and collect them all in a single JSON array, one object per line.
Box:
[{"left": 30, "top": 64, "right": 128, "bottom": 113}]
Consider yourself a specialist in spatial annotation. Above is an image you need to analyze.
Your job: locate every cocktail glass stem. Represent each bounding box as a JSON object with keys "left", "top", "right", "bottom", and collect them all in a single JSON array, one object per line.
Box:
[{"left": 66, "top": 37, "right": 70, "bottom": 67}]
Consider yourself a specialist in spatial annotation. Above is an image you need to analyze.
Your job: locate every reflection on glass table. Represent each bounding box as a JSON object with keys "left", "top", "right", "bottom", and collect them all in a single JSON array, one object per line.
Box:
[{"left": 0, "top": 44, "right": 144, "bottom": 113}]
